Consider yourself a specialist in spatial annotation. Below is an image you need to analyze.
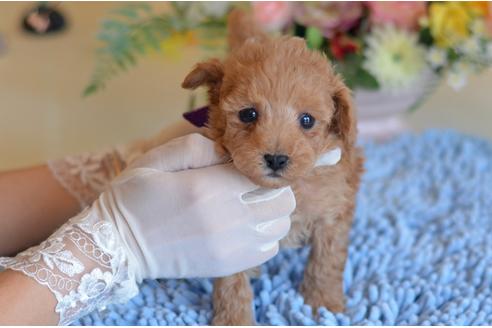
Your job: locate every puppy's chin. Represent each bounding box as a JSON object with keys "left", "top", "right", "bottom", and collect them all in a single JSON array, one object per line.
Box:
[
  {"left": 247, "top": 172, "right": 292, "bottom": 189},
  {"left": 260, "top": 177, "right": 291, "bottom": 189}
]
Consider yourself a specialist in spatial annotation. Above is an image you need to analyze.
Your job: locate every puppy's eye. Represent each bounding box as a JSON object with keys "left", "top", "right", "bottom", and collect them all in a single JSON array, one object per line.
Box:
[
  {"left": 239, "top": 107, "right": 258, "bottom": 123},
  {"left": 299, "top": 113, "right": 315, "bottom": 129}
]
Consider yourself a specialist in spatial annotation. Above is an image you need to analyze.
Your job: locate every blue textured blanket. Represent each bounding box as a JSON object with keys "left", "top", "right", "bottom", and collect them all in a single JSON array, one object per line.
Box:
[{"left": 75, "top": 130, "right": 492, "bottom": 325}]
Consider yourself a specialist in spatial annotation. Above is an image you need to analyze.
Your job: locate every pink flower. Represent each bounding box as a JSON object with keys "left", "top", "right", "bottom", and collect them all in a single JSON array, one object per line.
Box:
[
  {"left": 252, "top": 2, "right": 293, "bottom": 32},
  {"left": 294, "top": 2, "right": 364, "bottom": 38},
  {"left": 367, "top": 2, "right": 427, "bottom": 31},
  {"left": 487, "top": 2, "right": 492, "bottom": 37}
]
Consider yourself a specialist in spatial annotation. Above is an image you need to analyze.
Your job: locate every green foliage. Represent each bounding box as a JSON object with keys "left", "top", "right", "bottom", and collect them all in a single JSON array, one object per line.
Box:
[
  {"left": 418, "top": 27, "right": 434, "bottom": 46},
  {"left": 306, "top": 27, "right": 324, "bottom": 50},
  {"left": 84, "top": 3, "right": 189, "bottom": 96},
  {"left": 84, "top": 3, "right": 231, "bottom": 97},
  {"left": 334, "top": 53, "right": 380, "bottom": 90},
  {"left": 293, "top": 23, "right": 307, "bottom": 38},
  {"left": 447, "top": 47, "right": 460, "bottom": 63}
]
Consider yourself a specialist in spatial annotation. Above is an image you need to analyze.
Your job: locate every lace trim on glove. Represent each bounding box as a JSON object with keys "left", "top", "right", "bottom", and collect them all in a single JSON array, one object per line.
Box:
[
  {"left": 0, "top": 208, "right": 138, "bottom": 325},
  {"left": 47, "top": 150, "right": 127, "bottom": 209}
]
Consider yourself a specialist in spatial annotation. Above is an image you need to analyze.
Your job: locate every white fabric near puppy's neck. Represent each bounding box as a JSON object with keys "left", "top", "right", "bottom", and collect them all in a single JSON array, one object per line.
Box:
[{"left": 315, "top": 147, "right": 342, "bottom": 168}]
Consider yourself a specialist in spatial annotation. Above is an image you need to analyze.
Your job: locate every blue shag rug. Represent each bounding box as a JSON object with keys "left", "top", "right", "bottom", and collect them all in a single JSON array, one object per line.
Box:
[{"left": 74, "top": 130, "right": 492, "bottom": 325}]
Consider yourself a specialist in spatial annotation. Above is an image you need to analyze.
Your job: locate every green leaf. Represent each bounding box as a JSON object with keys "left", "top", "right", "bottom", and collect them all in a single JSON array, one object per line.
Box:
[
  {"left": 101, "top": 20, "right": 130, "bottom": 32},
  {"left": 293, "top": 23, "right": 307, "bottom": 38},
  {"left": 418, "top": 27, "right": 434, "bottom": 46},
  {"left": 170, "top": 2, "right": 190, "bottom": 19},
  {"left": 109, "top": 3, "right": 151, "bottom": 20},
  {"left": 306, "top": 27, "right": 324, "bottom": 50},
  {"left": 83, "top": 84, "right": 100, "bottom": 97},
  {"left": 447, "top": 47, "right": 460, "bottom": 62},
  {"left": 333, "top": 53, "right": 379, "bottom": 90},
  {"left": 84, "top": 3, "right": 228, "bottom": 97},
  {"left": 123, "top": 52, "right": 137, "bottom": 66},
  {"left": 141, "top": 25, "right": 161, "bottom": 50},
  {"left": 111, "top": 7, "right": 139, "bottom": 20},
  {"left": 353, "top": 67, "right": 380, "bottom": 90}
]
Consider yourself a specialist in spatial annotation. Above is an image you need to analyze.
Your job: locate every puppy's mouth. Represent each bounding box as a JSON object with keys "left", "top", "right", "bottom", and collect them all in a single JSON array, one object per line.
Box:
[
  {"left": 267, "top": 172, "right": 282, "bottom": 178},
  {"left": 243, "top": 168, "right": 290, "bottom": 188}
]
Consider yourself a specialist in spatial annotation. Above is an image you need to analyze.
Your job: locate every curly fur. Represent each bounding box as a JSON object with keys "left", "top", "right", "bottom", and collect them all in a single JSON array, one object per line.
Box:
[{"left": 182, "top": 9, "right": 364, "bottom": 325}]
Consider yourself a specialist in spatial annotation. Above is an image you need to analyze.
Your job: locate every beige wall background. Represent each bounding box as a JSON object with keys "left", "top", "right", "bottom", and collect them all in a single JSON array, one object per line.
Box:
[{"left": 1, "top": 2, "right": 491, "bottom": 171}]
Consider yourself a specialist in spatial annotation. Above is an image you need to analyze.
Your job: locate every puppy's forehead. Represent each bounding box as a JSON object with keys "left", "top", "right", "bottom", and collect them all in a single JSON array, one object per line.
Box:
[{"left": 222, "top": 40, "right": 336, "bottom": 118}]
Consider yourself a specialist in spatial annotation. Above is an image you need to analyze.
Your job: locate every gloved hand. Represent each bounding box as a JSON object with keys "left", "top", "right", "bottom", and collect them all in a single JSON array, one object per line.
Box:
[
  {"left": 0, "top": 133, "right": 296, "bottom": 325},
  {"left": 101, "top": 133, "right": 296, "bottom": 281}
]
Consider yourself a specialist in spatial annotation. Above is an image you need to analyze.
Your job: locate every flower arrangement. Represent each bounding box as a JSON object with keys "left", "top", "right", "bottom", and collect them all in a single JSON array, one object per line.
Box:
[{"left": 84, "top": 2, "right": 492, "bottom": 96}]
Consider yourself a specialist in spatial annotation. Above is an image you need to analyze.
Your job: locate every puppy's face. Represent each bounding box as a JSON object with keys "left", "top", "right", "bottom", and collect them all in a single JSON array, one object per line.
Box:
[{"left": 183, "top": 37, "right": 355, "bottom": 188}]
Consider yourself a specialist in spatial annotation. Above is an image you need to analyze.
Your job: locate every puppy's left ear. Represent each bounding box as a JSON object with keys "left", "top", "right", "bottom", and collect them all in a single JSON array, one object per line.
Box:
[
  {"left": 330, "top": 80, "right": 357, "bottom": 146},
  {"left": 182, "top": 59, "right": 224, "bottom": 105},
  {"left": 227, "top": 9, "right": 267, "bottom": 51}
]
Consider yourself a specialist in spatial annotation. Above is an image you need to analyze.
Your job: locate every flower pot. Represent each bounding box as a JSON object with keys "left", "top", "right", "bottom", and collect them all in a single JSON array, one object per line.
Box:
[{"left": 354, "top": 70, "right": 440, "bottom": 141}]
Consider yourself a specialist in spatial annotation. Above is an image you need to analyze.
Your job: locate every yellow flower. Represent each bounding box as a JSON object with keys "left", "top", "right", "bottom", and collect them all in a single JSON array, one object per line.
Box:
[
  {"left": 160, "top": 31, "right": 197, "bottom": 59},
  {"left": 463, "top": 2, "right": 489, "bottom": 17},
  {"left": 464, "top": 2, "right": 492, "bottom": 37},
  {"left": 429, "top": 2, "right": 472, "bottom": 48}
]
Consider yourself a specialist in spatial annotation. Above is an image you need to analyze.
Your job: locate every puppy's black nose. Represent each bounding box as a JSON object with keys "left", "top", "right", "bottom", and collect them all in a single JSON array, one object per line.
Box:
[{"left": 264, "top": 154, "right": 289, "bottom": 171}]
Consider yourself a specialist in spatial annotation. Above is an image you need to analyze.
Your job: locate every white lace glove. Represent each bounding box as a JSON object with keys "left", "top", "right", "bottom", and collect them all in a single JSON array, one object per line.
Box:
[{"left": 0, "top": 134, "right": 296, "bottom": 325}]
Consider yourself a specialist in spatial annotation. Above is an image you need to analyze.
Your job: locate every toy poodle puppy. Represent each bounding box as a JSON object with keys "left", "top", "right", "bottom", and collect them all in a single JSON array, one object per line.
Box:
[{"left": 181, "top": 9, "right": 364, "bottom": 325}]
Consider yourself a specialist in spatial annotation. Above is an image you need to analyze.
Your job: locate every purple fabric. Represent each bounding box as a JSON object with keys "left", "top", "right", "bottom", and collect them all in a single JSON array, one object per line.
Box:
[{"left": 183, "top": 106, "right": 210, "bottom": 128}]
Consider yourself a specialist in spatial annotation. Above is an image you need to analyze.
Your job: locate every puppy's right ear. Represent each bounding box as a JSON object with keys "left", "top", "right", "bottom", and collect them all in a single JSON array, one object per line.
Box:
[
  {"left": 181, "top": 59, "right": 224, "bottom": 90},
  {"left": 182, "top": 59, "right": 224, "bottom": 104}
]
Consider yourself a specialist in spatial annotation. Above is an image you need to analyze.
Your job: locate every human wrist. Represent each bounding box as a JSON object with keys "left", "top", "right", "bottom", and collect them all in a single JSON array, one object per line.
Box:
[
  {"left": 47, "top": 148, "right": 127, "bottom": 209},
  {"left": 0, "top": 206, "right": 139, "bottom": 325}
]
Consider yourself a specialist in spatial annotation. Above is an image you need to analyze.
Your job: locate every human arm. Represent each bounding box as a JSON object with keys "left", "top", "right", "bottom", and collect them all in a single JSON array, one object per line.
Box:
[
  {"left": 0, "top": 133, "right": 295, "bottom": 325},
  {"left": 0, "top": 166, "right": 80, "bottom": 256},
  {"left": 0, "top": 269, "right": 58, "bottom": 325}
]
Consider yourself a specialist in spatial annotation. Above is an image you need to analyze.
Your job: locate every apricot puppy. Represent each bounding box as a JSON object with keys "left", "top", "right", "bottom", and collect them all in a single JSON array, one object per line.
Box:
[{"left": 182, "top": 10, "right": 364, "bottom": 325}]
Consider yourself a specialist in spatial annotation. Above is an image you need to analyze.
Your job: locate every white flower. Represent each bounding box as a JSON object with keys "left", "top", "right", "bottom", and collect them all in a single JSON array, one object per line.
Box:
[
  {"left": 427, "top": 47, "right": 448, "bottom": 69},
  {"left": 185, "top": 4, "right": 206, "bottom": 24},
  {"left": 447, "top": 71, "right": 467, "bottom": 91},
  {"left": 459, "top": 37, "right": 482, "bottom": 57},
  {"left": 199, "top": 2, "right": 230, "bottom": 19},
  {"left": 470, "top": 19, "right": 487, "bottom": 36},
  {"left": 418, "top": 16, "right": 429, "bottom": 28},
  {"left": 453, "top": 61, "right": 473, "bottom": 75},
  {"left": 447, "top": 62, "right": 471, "bottom": 91},
  {"left": 185, "top": 2, "right": 230, "bottom": 23},
  {"left": 364, "top": 26, "right": 427, "bottom": 89}
]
